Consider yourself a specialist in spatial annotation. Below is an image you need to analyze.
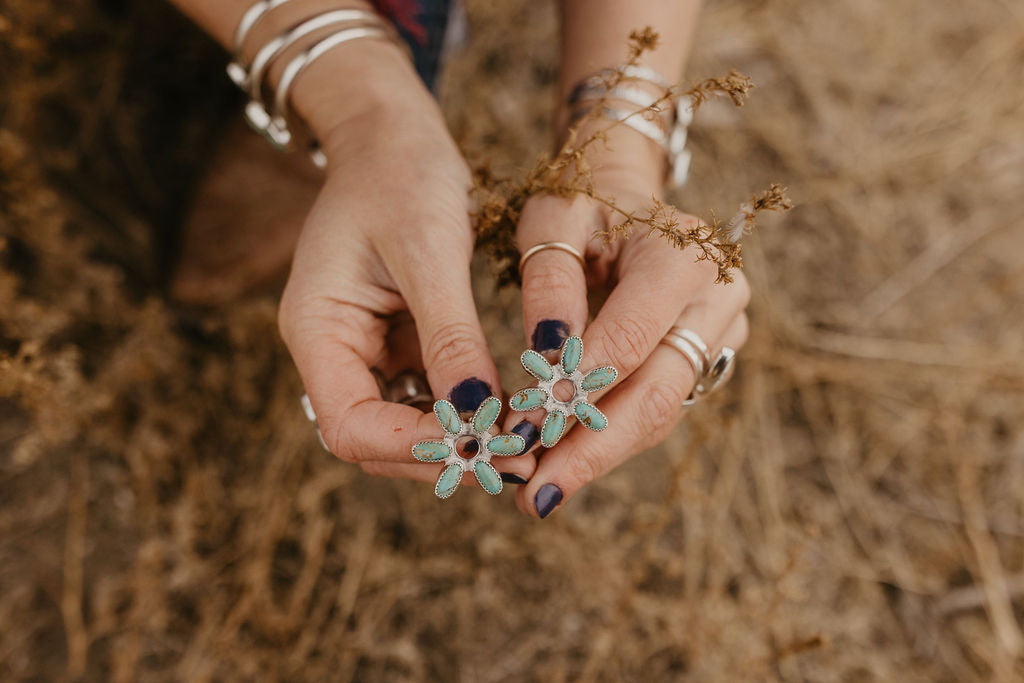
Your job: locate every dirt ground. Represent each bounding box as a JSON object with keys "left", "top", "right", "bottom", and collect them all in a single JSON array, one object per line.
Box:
[{"left": 2, "top": 0, "right": 1023, "bottom": 680}]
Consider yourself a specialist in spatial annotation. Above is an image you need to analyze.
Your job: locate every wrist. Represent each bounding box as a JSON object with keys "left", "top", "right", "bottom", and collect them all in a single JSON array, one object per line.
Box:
[
  {"left": 292, "top": 37, "right": 430, "bottom": 151},
  {"left": 562, "top": 117, "right": 668, "bottom": 196}
]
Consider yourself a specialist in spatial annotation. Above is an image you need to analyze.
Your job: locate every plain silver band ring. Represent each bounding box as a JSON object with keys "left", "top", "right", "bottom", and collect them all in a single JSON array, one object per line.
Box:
[
  {"left": 668, "top": 327, "right": 711, "bottom": 370},
  {"left": 518, "top": 241, "right": 586, "bottom": 273},
  {"left": 659, "top": 333, "right": 705, "bottom": 406}
]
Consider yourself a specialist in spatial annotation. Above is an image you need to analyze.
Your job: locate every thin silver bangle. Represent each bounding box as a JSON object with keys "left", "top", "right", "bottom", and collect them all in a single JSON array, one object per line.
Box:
[
  {"left": 226, "top": 0, "right": 298, "bottom": 86},
  {"left": 242, "top": 9, "right": 382, "bottom": 135},
  {"left": 267, "top": 25, "right": 389, "bottom": 149},
  {"left": 593, "top": 106, "right": 671, "bottom": 150},
  {"left": 571, "top": 84, "right": 671, "bottom": 117}
]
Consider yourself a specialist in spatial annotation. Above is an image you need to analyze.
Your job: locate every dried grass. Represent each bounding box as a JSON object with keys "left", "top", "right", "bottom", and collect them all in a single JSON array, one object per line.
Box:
[{"left": 2, "top": 0, "right": 1024, "bottom": 680}]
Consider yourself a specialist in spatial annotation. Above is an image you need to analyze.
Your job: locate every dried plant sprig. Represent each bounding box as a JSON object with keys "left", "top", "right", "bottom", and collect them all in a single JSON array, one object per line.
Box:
[{"left": 471, "top": 27, "right": 789, "bottom": 287}]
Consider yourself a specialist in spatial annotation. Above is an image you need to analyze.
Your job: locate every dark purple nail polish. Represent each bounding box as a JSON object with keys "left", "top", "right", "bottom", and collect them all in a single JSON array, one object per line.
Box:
[
  {"left": 462, "top": 440, "right": 479, "bottom": 455},
  {"left": 511, "top": 420, "right": 539, "bottom": 452},
  {"left": 532, "top": 319, "right": 570, "bottom": 352},
  {"left": 534, "top": 483, "right": 563, "bottom": 519},
  {"left": 501, "top": 472, "right": 528, "bottom": 485},
  {"left": 448, "top": 377, "right": 492, "bottom": 413}
]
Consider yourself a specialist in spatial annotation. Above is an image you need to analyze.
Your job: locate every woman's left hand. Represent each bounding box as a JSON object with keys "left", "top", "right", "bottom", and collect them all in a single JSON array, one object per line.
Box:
[{"left": 502, "top": 134, "right": 751, "bottom": 519}]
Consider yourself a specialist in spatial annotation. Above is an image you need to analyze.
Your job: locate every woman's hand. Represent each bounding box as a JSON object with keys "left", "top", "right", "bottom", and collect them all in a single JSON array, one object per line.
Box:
[
  {"left": 278, "top": 40, "right": 537, "bottom": 485},
  {"left": 503, "top": 129, "right": 750, "bottom": 518}
]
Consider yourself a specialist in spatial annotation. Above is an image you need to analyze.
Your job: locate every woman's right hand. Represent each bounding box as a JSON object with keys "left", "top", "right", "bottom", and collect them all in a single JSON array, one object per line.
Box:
[{"left": 278, "top": 39, "right": 539, "bottom": 485}]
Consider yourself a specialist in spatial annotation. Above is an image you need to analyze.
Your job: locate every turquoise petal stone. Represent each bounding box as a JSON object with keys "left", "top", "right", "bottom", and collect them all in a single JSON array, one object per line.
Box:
[
  {"left": 541, "top": 410, "right": 568, "bottom": 447},
  {"left": 521, "top": 350, "right": 554, "bottom": 381},
  {"left": 510, "top": 388, "right": 548, "bottom": 411},
  {"left": 560, "top": 336, "right": 583, "bottom": 373},
  {"left": 434, "top": 463, "right": 464, "bottom": 499},
  {"left": 433, "top": 400, "right": 462, "bottom": 435},
  {"left": 486, "top": 433, "right": 526, "bottom": 456},
  {"left": 581, "top": 366, "right": 618, "bottom": 392},
  {"left": 574, "top": 401, "right": 608, "bottom": 431},
  {"left": 411, "top": 440, "right": 450, "bottom": 462},
  {"left": 472, "top": 396, "right": 502, "bottom": 432},
  {"left": 474, "top": 461, "right": 503, "bottom": 495}
]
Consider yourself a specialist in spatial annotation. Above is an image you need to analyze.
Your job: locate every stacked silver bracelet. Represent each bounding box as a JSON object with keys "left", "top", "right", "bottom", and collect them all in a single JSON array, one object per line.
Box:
[
  {"left": 568, "top": 65, "right": 694, "bottom": 188},
  {"left": 226, "top": 3, "right": 397, "bottom": 169}
]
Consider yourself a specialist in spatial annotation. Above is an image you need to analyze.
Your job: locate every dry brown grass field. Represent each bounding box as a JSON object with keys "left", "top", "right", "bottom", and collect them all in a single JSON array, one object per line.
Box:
[{"left": 2, "top": 0, "right": 1023, "bottom": 680}]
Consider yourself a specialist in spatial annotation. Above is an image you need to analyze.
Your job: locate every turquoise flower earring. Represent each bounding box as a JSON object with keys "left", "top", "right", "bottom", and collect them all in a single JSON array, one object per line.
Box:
[
  {"left": 509, "top": 336, "right": 618, "bottom": 447},
  {"left": 412, "top": 397, "right": 526, "bottom": 499}
]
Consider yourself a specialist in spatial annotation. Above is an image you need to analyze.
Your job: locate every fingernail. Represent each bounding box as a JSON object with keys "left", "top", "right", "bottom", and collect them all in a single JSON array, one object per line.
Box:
[
  {"left": 501, "top": 472, "right": 528, "bottom": 485},
  {"left": 532, "top": 319, "right": 570, "bottom": 352},
  {"left": 448, "top": 377, "right": 492, "bottom": 413},
  {"left": 462, "top": 440, "right": 479, "bottom": 455},
  {"left": 534, "top": 483, "right": 563, "bottom": 519},
  {"left": 511, "top": 420, "right": 539, "bottom": 452}
]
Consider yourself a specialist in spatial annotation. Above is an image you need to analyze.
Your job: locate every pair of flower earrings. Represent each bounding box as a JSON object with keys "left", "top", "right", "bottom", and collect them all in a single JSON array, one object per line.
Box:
[{"left": 412, "top": 336, "right": 619, "bottom": 499}]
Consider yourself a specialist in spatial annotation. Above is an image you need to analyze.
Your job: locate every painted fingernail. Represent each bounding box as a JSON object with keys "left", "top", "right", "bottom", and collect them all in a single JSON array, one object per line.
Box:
[
  {"left": 462, "top": 440, "right": 479, "bottom": 455},
  {"left": 534, "top": 483, "right": 563, "bottom": 519},
  {"left": 532, "top": 319, "right": 569, "bottom": 352},
  {"left": 500, "top": 472, "right": 528, "bottom": 485},
  {"left": 511, "top": 420, "right": 540, "bottom": 452},
  {"left": 448, "top": 377, "right": 492, "bottom": 414}
]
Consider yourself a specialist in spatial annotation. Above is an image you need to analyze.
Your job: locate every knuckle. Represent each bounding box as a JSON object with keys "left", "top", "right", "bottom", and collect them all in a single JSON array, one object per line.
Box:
[
  {"left": 322, "top": 416, "right": 358, "bottom": 463},
  {"left": 566, "top": 445, "right": 604, "bottom": 487},
  {"left": 642, "top": 379, "right": 685, "bottom": 428},
  {"left": 422, "top": 320, "right": 481, "bottom": 369},
  {"left": 731, "top": 272, "right": 751, "bottom": 309},
  {"left": 596, "top": 315, "right": 655, "bottom": 371},
  {"left": 522, "top": 260, "right": 582, "bottom": 309}
]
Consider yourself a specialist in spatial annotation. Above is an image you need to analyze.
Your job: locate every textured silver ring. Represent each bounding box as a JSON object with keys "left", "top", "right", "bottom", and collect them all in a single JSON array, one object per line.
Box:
[{"left": 518, "top": 241, "right": 586, "bottom": 273}]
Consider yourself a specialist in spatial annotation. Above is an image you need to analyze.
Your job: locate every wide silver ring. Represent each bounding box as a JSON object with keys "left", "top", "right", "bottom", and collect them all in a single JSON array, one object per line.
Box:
[
  {"left": 697, "top": 346, "right": 737, "bottom": 397},
  {"left": 659, "top": 332, "right": 706, "bottom": 406},
  {"left": 387, "top": 370, "right": 433, "bottom": 406},
  {"left": 518, "top": 241, "right": 586, "bottom": 273},
  {"left": 668, "top": 327, "right": 711, "bottom": 371}
]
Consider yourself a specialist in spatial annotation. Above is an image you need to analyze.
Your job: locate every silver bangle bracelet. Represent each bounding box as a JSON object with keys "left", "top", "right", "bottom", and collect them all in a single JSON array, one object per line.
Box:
[
  {"left": 243, "top": 9, "right": 382, "bottom": 136},
  {"left": 226, "top": 0, "right": 298, "bottom": 86},
  {"left": 571, "top": 84, "right": 671, "bottom": 117},
  {"left": 268, "top": 25, "right": 389, "bottom": 148},
  {"left": 567, "top": 62, "right": 696, "bottom": 188}
]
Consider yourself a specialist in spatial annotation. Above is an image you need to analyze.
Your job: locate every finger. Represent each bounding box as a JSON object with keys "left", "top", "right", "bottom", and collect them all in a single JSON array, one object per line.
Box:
[
  {"left": 518, "top": 285, "right": 750, "bottom": 518},
  {"left": 280, "top": 296, "right": 445, "bottom": 464},
  {"left": 517, "top": 195, "right": 595, "bottom": 357},
  {"left": 499, "top": 196, "right": 595, "bottom": 456},
  {"left": 581, "top": 247, "right": 749, "bottom": 405},
  {"left": 716, "top": 312, "right": 749, "bottom": 357},
  {"left": 395, "top": 245, "right": 503, "bottom": 419}
]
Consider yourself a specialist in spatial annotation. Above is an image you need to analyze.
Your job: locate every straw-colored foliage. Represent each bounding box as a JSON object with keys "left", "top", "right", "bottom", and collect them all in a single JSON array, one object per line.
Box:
[{"left": 1, "top": 0, "right": 1023, "bottom": 680}]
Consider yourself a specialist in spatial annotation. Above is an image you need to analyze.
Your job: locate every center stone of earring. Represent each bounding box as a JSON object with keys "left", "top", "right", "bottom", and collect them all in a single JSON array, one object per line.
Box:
[
  {"left": 552, "top": 378, "right": 576, "bottom": 402},
  {"left": 455, "top": 434, "right": 480, "bottom": 459}
]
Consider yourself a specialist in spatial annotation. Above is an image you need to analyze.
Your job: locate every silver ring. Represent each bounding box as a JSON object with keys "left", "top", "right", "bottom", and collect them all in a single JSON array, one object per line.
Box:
[
  {"left": 697, "top": 346, "right": 736, "bottom": 397},
  {"left": 387, "top": 370, "right": 433, "bottom": 406},
  {"left": 659, "top": 333, "right": 706, "bottom": 406},
  {"left": 299, "top": 393, "right": 329, "bottom": 451},
  {"left": 518, "top": 241, "right": 586, "bottom": 273},
  {"left": 668, "top": 327, "right": 711, "bottom": 371}
]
